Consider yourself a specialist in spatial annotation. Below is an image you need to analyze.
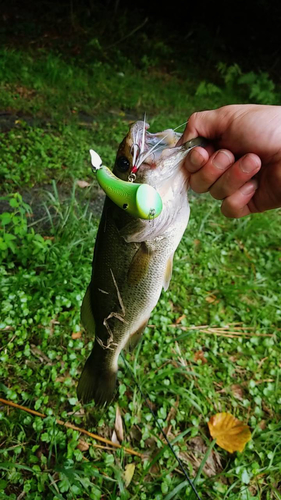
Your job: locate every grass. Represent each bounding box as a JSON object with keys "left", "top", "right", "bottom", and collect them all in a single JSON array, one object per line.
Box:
[{"left": 0, "top": 23, "right": 281, "bottom": 500}]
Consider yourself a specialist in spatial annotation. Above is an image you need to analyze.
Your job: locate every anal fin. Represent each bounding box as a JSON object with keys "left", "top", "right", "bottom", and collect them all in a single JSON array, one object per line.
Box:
[
  {"left": 81, "top": 286, "right": 96, "bottom": 334},
  {"left": 124, "top": 319, "right": 148, "bottom": 351}
]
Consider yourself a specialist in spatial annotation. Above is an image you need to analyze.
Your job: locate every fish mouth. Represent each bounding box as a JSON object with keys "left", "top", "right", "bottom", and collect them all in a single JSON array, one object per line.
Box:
[
  {"left": 114, "top": 120, "right": 185, "bottom": 184},
  {"left": 130, "top": 121, "right": 181, "bottom": 172}
]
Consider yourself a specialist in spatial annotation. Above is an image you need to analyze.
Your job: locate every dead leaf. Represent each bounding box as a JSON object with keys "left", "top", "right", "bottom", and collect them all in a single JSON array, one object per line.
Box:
[
  {"left": 145, "top": 437, "right": 157, "bottom": 450},
  {"left": 164, "top": 398, "right": 179, "bottom": 435},
  {"left": 77, "top": 180, "right": 90, "bottom": 188},
  {"left": 205, "top": 294, "right": 219, "bottom": 304},
  {"left": 194, "top": 350, "right": 207, "bottom": 364},
  {"left": 179, "top": 436, "right": 223, "bottom": 477},
  {"left": 175, "top": 314, "right": 186, "bottom": 324},
  {"left": 71, "top": 331, "right": 82, "bottom": 339},
  {"left": 124, "top": 463, "right": 135, "bottom": 487},
  {"left": 208, "top": 412, "right": 251, "bottom": 453},
  {"left": 55, "top": 376, "right": 68, "bottom": 383},
  {"left": 30, "top": 345, "right": 52, "bottom": 364},
  {"left": 150, "top": 462, "right": 160, "bottom": 474},
  {"left": 115, "top": 405, "right": 124, "bottom": 443},
  {"left": 259, "top": 420, "right": 266, "bottom": 430},
  {"left": 15, "top": 86, "right": 36, "bottom": 98},
  {"left": 77, "top": 439, "right": 89, "bottom": 451},
  {"left": 111, "top": 430, "right": 119, "bottom": 445},
  {"left": 231, "top": 384, "right": 244, "bottom": 401},
  {"left": 0, "top": 325, "right": 14, "bottom": 331},
  {"left": 67, "top": 408, "right": 85, "bottom": 417}
]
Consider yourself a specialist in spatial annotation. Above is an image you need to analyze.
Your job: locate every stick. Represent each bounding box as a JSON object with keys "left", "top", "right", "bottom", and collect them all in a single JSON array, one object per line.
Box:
[{"left": 0, "top": 398, "right": 143, "bottom": 458}]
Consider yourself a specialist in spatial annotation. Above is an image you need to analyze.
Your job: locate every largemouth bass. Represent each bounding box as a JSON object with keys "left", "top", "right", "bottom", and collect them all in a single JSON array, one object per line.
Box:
[{"left": 77, "top": 121, "right": 204, "bottom": 405}]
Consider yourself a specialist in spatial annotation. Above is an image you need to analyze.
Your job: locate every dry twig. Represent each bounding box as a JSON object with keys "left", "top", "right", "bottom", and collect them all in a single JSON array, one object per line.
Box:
[
  {"left": 148, "top": 322, "right": 274, "bottom": 339},
  {"left": 0, "top": 397, "right": 143, "bottom": 458}
]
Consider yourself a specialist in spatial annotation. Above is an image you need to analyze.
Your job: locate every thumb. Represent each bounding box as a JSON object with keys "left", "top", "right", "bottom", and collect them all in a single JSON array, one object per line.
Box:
[{"left": 180, "top": 109, "right": 226, "bottom": 143}]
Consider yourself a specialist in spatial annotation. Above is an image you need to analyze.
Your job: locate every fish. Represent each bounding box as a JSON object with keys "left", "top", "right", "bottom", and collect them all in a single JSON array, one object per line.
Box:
[{"left": 77, "top": 120, "right": 205, "bottom": 405}]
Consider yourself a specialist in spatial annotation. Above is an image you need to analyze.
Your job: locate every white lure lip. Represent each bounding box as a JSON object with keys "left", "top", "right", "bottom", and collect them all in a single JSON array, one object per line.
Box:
[{"left": 90, "top": 149, "right": 102, "bottom": 170}]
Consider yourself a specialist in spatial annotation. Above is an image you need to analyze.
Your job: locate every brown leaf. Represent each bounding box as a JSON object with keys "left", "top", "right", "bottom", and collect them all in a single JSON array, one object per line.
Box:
[
  {"left": 180, "top": 436, "right": 223, "bottom": 477},
  {"left": 150, "top": 463, "right": 160, "bottom": 474},
  {"left": 205, "top": 294, "right": 219, "bottom": 304},
  {"left": 124, "top": 463, "right": 135, "bottom": 487},
  {"left": 194, "top": 350, "right": 207, "bottom": 364},
  {"left": 30, "top": 345, "right": 52, "bottom": 364},
  {"left": 144, "top": 437, "right": 158, "bottom": 452},
  {"left": 231, "top": 384, "right": 244, "bottom": 401},
  {"left": 77, "top": 439, "right": 89, "bottom": 451},
  {"left": 115, "top": 404, "right": 124, "bottom": 443},
  {"left": 208, "top": 412, "right": 251, "bottom": 453},
  {"left": 175, "top": 314, "right": 186, "bottom": 324},
  {"left": 71, "top": 331, "right": 82, "bottom": 339},
  {"left": 259, "top": 420, "right": 266, "bottom": 430},
  {"left": 77, "top": 180, "right": 90, "bottom": 188},
  {"left": 111, "top": 430, "right": 119, "bottom": 445},
  {"left": 55, "top": 376, "right": 67, "bottom": 383}
]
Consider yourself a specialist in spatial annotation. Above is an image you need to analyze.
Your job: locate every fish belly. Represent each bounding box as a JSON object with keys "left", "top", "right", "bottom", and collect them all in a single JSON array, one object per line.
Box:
[{"left": 78, "top": 189, "right": 189, "bottom": 405}]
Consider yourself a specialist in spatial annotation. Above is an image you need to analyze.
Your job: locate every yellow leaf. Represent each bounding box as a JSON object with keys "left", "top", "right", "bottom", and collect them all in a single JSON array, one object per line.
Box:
[
  {"left": 208, "top": 412, "right": 251, "bottom": 453},
  {"left": 124, "top": 463, "right": 135, "bottom": 488}
]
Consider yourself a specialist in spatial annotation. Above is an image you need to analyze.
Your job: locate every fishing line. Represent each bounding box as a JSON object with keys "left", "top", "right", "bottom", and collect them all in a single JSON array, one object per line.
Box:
[{"left": 120, "top": 352, "right": 202, "bottom": 500}]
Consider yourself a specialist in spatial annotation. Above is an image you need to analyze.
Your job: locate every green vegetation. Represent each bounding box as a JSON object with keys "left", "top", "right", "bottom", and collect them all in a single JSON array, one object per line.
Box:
[{"left": 0, "top": 23, "right": 281, "bottom": 500}]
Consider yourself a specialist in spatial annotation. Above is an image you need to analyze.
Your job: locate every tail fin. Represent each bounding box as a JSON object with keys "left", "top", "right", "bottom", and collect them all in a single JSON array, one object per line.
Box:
[{"left": 77, "top": 344, "right": 117, "bottom": 406}]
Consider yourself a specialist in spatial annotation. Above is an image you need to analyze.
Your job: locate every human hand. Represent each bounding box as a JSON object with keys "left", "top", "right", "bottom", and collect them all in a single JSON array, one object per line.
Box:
[{"left": 179, "top": 104, "right": 281, "bottom": 217}]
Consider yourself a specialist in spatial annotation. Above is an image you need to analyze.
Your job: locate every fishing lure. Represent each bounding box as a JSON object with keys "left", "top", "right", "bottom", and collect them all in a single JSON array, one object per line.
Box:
[
  {"left": 90, "top": 149, "right": 162, "bottom": 220},
  {"left": 90, "top": 134, "right": 207, "bottom": 220}
]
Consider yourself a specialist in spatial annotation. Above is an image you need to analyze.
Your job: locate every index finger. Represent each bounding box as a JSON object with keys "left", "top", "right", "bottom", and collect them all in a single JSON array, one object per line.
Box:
[{"left": 183, "top": 144, "right": 215, "bottom": 173}]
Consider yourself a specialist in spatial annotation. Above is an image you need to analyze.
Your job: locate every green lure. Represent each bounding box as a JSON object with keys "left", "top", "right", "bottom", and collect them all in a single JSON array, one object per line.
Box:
[{"left": 90, "top": 149, "right": 163, "bottom": 220}]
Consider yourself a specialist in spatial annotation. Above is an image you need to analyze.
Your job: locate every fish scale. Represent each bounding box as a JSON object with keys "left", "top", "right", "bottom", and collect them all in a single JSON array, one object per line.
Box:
[{"left": 77, "top": 121, "right": 201, "bottom": 406}]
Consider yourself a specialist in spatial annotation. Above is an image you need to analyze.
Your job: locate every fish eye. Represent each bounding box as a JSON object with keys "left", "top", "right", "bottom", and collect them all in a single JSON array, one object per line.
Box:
[{"left": 116, "top": 156, "right": 130, "bottom": 172}]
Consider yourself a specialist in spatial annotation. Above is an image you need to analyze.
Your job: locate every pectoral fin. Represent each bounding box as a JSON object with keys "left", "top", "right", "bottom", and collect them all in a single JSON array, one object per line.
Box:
[
  {"left": 163, "top": 253, "right": 174, "bottom": 291},
  {"left": 127, "top": 243, "right": 153, "bottom": 285},
  {"left": 81, "top": 287, "right": 96, "bottom": 334}
]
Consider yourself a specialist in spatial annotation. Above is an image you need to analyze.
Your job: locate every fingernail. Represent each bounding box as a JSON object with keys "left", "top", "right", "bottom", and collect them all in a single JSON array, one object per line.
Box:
[
  {"left": 189, "top": 149, "right": 205, "bottom": 169},
  {"left": 241, "top": 179, "right": 258, "bottom": 195},
  {"left": 240, "top": 155, "right": 260, "bottom": 173},
  {"left": 212, "top": 150, "right": 232, "bottom": 170}
]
